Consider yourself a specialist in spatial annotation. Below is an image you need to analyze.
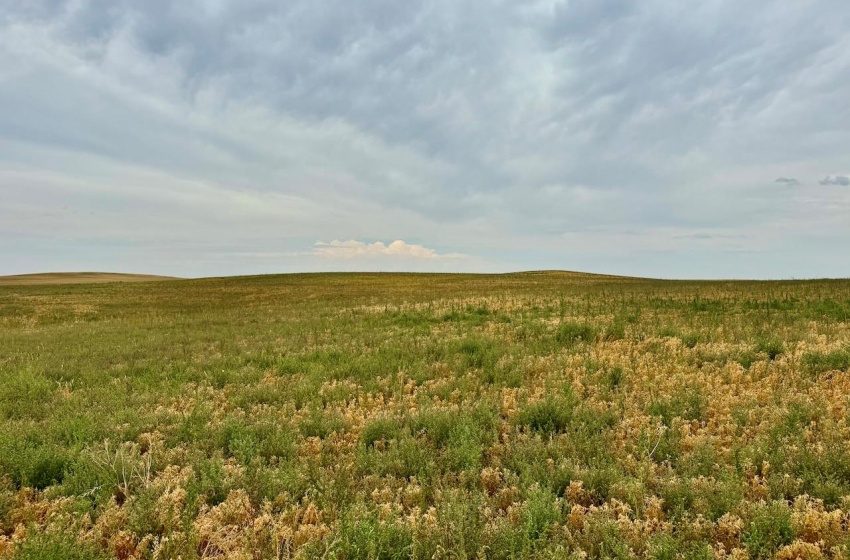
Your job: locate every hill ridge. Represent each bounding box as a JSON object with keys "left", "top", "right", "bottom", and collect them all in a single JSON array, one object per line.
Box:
[{"left": 0, "top": 272, "right": 178, "bottom": 286}]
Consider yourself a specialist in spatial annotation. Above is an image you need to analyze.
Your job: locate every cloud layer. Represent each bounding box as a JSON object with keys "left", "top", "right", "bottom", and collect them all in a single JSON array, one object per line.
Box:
[{"left": 1, "top": 1, "right": 849, "bottom": 278}]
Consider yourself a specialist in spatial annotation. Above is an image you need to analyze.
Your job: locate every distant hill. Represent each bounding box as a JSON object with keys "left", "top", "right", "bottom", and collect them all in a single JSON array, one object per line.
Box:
[{"left": 0, "top": 272, "right": 178, "bottom": 286}]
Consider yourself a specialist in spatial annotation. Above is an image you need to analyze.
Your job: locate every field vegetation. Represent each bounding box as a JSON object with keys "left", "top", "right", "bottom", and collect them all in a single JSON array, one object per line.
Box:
[
  {"left": 1, "top": 271, "right": 850, "bottom": 559},
  {"left": 0, "top": 273, "right": 176, "bottom": 287}
]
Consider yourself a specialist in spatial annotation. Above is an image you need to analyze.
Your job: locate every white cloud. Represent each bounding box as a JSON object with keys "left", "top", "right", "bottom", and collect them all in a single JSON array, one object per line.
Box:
[{"left": 314, "top": 240, "right": 465, "bottom": 260}]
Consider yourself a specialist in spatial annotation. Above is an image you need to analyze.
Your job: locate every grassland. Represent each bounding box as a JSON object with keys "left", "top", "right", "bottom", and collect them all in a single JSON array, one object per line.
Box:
[
  {"left": 0, "top": 273, "right": 177, "bottom": 286},
  {"left": 1, "top": 271, "right": 850, "bottom": 559}
]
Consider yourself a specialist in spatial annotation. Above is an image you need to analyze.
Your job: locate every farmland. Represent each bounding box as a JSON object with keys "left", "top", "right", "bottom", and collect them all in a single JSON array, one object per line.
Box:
[{"left": 1, "top": 272, "right": 849, "bottom": 559}]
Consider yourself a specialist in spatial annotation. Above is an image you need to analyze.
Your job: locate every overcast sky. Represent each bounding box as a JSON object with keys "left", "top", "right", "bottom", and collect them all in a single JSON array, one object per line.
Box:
[{"left": 2, "top": 1, "right": 849, "bottom": 279}]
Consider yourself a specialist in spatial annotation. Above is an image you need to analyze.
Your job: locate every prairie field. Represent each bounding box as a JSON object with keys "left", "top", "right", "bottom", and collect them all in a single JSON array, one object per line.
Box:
[
  {"left": 0, "top": 274, "right": 176, "bottom": 287},
  {"left": 1, "top": 272, "right": 850, "bottom": 559}
]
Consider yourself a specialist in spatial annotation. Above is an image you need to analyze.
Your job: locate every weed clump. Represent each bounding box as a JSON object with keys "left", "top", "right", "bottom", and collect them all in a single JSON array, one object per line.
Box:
[
  {"left": 335, "top": 513, "right": 414, "bottom": 560},
  {"left": 648, "top": 387, "right": 707, "bottom": 427},
  {"left": 603, "top": 366, "right": 625, "bottom": 391},
  {"left": 754, "top": 337, "right": 784, "bottom": 360},
  {"left": 680, "top": 333, "right": 700, "bottom": 349},
  {"left": 0, "top": 437, "right": 70, "bottom": 490},
  {"left": 555, "top": 322, "right": 597, "bottom": 346},
  {"left": 742, "top": 502, "right": 794, "bottom": 559},
  {"left": 299, "top": 408, "right": 348, "bottom": 440},
  {"left": 516, "top": 397, "right": 574, "bottom": 435},
  {"left": 602, "top": 321, "right": 626, "bottom": 341},
  {"left": 11, "top": 533, "right": 110, "bottom": 560},
  {"left": 801, "top": 347, "right": 850, "bottom": 376},
  {"left": 455, "top": 337, "right": 502, "bottom": 371},
  {"left": 361, "top": 417, "right": 403, "bottom": 448}
]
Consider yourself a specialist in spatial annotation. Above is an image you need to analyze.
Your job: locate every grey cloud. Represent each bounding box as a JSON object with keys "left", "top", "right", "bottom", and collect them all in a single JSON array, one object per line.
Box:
[
  {"left": 1, "top": 0, "right": 850, "bottom": 278},
  {"left": 6, "top": 2, "right": 848, "bottom": 182},
  {"left": 819, "top": 175, "right": 850, "bottom": 186},
  {"left": 775, "top": 177, "right": 801, "bottom": 186}
]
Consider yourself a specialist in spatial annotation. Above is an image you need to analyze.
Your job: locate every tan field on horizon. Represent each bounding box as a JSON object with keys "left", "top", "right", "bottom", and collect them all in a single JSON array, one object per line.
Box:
[{"left": 0, "top": 272, "right": 178, "bottom": 286}]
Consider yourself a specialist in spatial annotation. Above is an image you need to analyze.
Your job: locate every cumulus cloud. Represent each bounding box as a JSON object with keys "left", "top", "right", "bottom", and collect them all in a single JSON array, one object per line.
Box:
[
  {"left": 313, "top": 240, "right": 465, "bottom": 260},
  {"left": 774, "top": 177, "right": 801, "bottom": 186},
  {"left": 819, "top": 175, "right": 850, "bottom": 186}
]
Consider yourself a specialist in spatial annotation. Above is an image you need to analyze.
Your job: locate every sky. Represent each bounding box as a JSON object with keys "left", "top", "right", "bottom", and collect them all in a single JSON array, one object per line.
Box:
[{"left": 1, "top": 1, "right": 849, "bottom": 279}]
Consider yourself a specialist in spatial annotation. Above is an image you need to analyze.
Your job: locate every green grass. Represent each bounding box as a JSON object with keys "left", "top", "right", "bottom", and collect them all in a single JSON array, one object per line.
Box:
[
  {"left": 802, "top": 347, "right": 850, "bottom": 376},
  {"left": 9, "top": 534, "right": 110, "bottom": 560},
  {"left": 1, "top": 271, "right": 849, "bottom": 558}
]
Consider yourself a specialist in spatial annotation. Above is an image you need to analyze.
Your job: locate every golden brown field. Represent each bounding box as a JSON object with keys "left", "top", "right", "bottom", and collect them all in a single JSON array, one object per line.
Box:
[
  {"left": 1, "top": 272, "right": 849, "bottom": 559},
  {"left": 0, "top": 273, "right": 177, "bottom": 286}
]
